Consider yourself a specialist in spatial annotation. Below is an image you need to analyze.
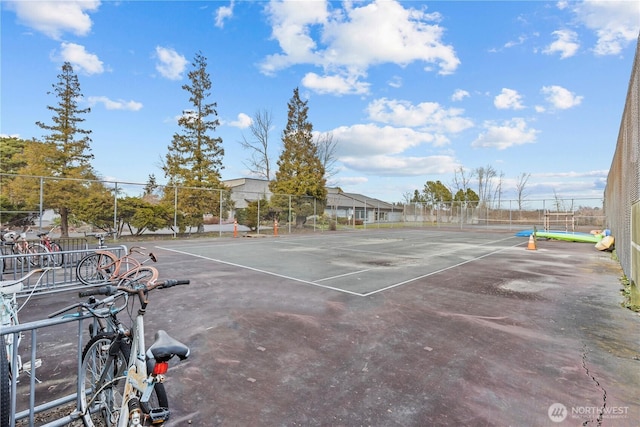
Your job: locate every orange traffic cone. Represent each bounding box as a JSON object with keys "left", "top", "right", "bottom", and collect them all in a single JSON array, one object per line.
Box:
[{"left": 526, "top": 234, "right": 537, "bottom": 250}]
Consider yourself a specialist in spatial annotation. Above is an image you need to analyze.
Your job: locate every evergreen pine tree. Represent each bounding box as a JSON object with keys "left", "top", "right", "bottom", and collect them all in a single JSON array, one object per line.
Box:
[
  {"left": 269, "top": 88, "right": 326, "bottom": 228},
  {"left": 30, "top": 62, "right": 96, "bottom": 237},
  {"left": 163, "top": 52, "right": 226, "bottom": 232}
]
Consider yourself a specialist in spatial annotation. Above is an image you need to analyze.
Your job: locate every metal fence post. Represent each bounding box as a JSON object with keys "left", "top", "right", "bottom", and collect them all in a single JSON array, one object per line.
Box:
[{"left": 113, "top": 182, "right": 118, "bottom": 235}]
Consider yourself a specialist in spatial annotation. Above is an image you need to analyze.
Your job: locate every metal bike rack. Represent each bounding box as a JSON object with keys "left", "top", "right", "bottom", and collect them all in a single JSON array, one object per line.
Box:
[
  {"left": 0, "top": 244, "right": 127, "bottom": 296},
  {"left": 2, "top": 313, "right": 95, "bottom": 427}
]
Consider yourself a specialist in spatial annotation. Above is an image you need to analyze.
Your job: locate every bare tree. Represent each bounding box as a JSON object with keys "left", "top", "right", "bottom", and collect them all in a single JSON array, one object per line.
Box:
[
  {"left": 476, "top": 165, "right": 497, "bottom": 204},
  {"left": 515, "top": 172, "right": 531, "bottom": 211},
  {"left": 493, "top": 171, "right": 504, "bottom": 209},
  {"left": 315, "top": 131, "right": 338, "bottom": 184},
  {"left": 451, "top": 166, "right": 473, "bottom": 194},
  {"left": 401, "top": 191, "right": 413, "bottom": 205},
  {"left": 239, "top": 109, "right": 273, "bottom": 180}
]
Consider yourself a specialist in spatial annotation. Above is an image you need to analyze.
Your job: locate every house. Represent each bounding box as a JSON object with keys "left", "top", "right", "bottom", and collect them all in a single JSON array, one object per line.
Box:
[
  {"left": 223, "top": 178, "right": 273, "bottom": 210},
  {"left": 222, "top": 179, "right": 399, "bottom": 224},
  {"left": 325, "top": 188, "right": 401, "bottom": 223}
]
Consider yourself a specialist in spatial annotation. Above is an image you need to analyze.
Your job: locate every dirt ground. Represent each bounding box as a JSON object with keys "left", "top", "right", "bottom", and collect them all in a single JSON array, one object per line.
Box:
[{"left": 10, "top": 228, "right": 640, "bottom": 426}]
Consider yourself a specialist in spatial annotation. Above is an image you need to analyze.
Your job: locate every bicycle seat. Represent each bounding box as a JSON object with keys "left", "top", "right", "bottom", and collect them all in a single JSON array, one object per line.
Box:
[
  {"left": 147, "top": 329, "right": 190, "bottom": 362},
  {"left": 0, "top": 280, "right": 24, "bottom": 295},
  {"left": 36, "top": 232, "right": 48, "bottom": 238},
  {"left": 2, "top": 231, "right": 17, "bottom": 241}
]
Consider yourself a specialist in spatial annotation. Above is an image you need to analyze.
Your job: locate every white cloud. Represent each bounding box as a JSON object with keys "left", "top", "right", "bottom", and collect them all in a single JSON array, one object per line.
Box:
[
  {"left": 331, "top": 123, "right": 435, "bottom": 156},
  {"left": 56, "top": 42, "right": 104, "bottom": 75},
  {"left": 261, "top": 0, "right": 460, "bottom": 93},
  {"left": 543, "top": 29, "right": 580, "bottom": 59},
  {"left": 88, "top": 96, "right": 143, "bottom": 111},
  {"left": 535, "top": 170, "right": 609, "bottom": 178},
  {"left": 471, "top": 118, "right": 539, "bottom": 150},
  {"left": 494, "top": 88, "right": 525, "bottom": 110},
  {"left": 504, "top": 35, "right": 527, "bottom": 49},
  {"left": 569, "top": 0, "right": 640, "bottom": 56},
  {"left": 388, "top": 76, "right": 403, "bottom": 88},
  {"left": 541, "top": 85, "right": 583, "bottom": 109},
  {"left": 366, "top": 98, "right": 474, "bottom": 135},
  {"left": 301, "top": 72, "right": 370, "bottom": 95},
  {"left": 215, "top": 1, "right": 234, "bottom": 28},
  {"left": 5, "top": 0, "right": 100, "bottom": 40},
  {"left": 340, "top": 154, "right": 459, "bottom": 176},
  {"left": 228, "top": 113, "right": 252, "bottom": 128},
  {"left": 451, "top": 89, "right": 470, "bottom": 102},
  {"left": 333, "top": 176, "right": 369, "bottom": 187},
  {"left": 155, "top": 46, "right": 188, "bottom": 80}
]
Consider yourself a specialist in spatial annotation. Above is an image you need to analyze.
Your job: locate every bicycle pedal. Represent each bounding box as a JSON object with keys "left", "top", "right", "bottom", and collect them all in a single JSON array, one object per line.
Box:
[
  {"left": 20, "top": 359, "right": 43, "bottom": 383},
  {"left": 21, "top": 358, "right": 43, "bottom": 370},
  {"left": 147, "top": 407, "right": 170, "bottom": 424}
]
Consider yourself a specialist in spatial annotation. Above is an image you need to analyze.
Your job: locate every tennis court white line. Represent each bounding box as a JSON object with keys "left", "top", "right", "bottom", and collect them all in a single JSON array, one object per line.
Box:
[
  {"left": 361, "top": 241, "right": 524, "bottom": 296},
  {"left": 156, "top": 245, "right": 366, "bottom": 296},
  {"left": 158, "top": 238, "right": 523, "bottom": 297},
  {"left": 315, "top": 269, "right": 371, "bottom": 282}
]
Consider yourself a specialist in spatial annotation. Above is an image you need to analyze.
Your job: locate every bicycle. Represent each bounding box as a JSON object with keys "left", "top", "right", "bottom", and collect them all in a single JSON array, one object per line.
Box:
[
  {"left": 36, "top": 228, "right": 64, "bottom": 266},
  {"left": 1, "top": 267, "right": 58, "bottom": 427},
  {"left": 76, "top": 241, "right": 159, "bottom": 286},
  {"left": 85, "top": 231, "right": 114, "bottom": 250},
  {"left": 0, "top": 228, "right": 48, "bottom": 268},
  {"left": 75, "top": 278, "right": 190, "bottom": 426}
]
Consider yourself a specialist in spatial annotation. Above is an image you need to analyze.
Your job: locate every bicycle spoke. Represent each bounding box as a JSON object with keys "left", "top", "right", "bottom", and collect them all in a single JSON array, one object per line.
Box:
[{"left": 80, "top": 335, "right": 127, "bottom": 427}]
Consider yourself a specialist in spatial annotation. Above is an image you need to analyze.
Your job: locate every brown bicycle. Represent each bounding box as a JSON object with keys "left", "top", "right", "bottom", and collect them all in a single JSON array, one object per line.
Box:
[{"left": 76, "top": 244, "right": 159, "bottom": 286}]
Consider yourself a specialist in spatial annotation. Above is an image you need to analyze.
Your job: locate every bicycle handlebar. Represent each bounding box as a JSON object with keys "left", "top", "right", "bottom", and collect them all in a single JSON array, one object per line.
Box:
[
  {"left": 84, "top": 231, "right": 114, "bottom": 238},
  {"left": 49, "top": 290, "right": 128, "bottom": 318},
  {"left": 79, "top": 279, "right": 190, "bottom": 298}
]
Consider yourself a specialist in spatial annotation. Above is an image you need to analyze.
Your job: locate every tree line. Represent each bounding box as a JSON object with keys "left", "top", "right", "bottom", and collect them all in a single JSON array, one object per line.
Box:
[
  {"left": 403, "top": 166, "right": 531, "bottom": 211},
  {"left": 1, "top": 51, "right": 533, "bottom": 237},
  {"left": 0, "top": 52, "right": 327, "bottom": 237}
]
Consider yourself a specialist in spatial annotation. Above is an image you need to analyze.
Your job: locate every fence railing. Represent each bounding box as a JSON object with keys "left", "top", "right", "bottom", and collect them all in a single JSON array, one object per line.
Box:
[
  {"left": 2, "top": 311, "right": 94, "bottom": 427},
  {"left": 1, "top": 243, "right": 127, "bottom": 295},
  {"left": 604, "top": 33, "right": 640, "bottom": 286},
  {"left": 1, "top": 173, "right": 606, "bottom": 237}
]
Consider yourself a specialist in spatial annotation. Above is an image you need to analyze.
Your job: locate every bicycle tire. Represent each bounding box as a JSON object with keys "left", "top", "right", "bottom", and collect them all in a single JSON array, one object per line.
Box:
[
  {"left": 27, "top": 243, "right": 48, "bottom": 267},
  {"left": 117, "top": 266, "right": 159, "bottom": 288},
  {"left": 11, "top": 244, "right": 26, "bottom": 266},
  {"left": 80, "top": 334, "right": 168, "bottom": 427},
  {"left": 48, "top": 242, "right": 64, "bottom": 266},
  {"left": 1, "top": 343, "right": 10, "bottom": 427},
  {"left": 77, "top": 253, "right": 117, "bottom": 285}
]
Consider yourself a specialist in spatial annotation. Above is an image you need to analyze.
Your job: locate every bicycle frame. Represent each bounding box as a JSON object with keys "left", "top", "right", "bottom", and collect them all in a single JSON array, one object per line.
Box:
[
  {"left": 89, "top": 248, "right": 158, "bottom": 284},
  {"left": 79, "top": 280, "right": 189, "bottom": 427},
  {"left": 120, "top": 309, "right": 157, "bottom": 426},
  {"left": 1, "top": 268, "right": 57, "bottom": 380}
]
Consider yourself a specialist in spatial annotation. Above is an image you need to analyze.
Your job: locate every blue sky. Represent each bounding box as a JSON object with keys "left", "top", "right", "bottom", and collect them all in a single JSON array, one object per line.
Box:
[{"left": 2, "top": 1, "right": 639, "bottom": 205}]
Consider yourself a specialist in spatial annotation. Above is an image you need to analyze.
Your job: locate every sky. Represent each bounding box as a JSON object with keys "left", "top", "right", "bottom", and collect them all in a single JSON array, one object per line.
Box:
[{"left": 1, "top": 0, "right": 639, "bottom": 206}]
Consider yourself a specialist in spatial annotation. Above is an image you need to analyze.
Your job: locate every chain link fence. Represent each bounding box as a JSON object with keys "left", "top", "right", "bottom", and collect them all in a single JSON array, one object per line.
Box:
[
  {"left": 604, "top": 34, "right": 640, "bottom": 286},
  {"left": 0, "top": 174, "right": 606, "bottom": 237}
]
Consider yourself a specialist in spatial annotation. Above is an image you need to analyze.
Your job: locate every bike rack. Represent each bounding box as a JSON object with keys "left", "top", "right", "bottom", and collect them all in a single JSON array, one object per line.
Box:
[
  {"left": 0, "top": 244, "right": 128, "bottom": 296},
  {"left": 2, "top": 313, "right": 97, "bottom": 427}
]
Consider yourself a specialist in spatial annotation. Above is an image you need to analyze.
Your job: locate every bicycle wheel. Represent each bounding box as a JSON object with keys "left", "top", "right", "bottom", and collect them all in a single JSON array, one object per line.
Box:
[
  {"left": 27, "top": 243, "right": 49, "bottom": 267},
  {"left": 1, "top": 343, "right": 10, "bottom": 427},
  {"left": 77, "top": 253, "right": 116, "bottom": 285},
  {"left": 118, "top": 266, "right": 159, "bottom": 288},
  {"left": 80, "top": 334, "right": 168, "bottom": 427},
  {"left": 11, "top": 244, "right": 26, "bottom": 266},
  {"left": 48, "top": 242, "right": 64, "bottom": 266}
]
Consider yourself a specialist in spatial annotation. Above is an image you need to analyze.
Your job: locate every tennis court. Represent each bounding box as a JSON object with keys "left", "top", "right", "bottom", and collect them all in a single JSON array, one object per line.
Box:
[
  {"left": 16, "top": 227, "right": 640, "bottom": 426},
  {"left": 156, "top": 228, "right": 522, "bottom": 296}
]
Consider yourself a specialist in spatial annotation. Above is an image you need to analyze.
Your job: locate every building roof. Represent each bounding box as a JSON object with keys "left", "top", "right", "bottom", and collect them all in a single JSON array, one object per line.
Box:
[{"left": 326, "top": 188, "right": 394, "bottom": 210}]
